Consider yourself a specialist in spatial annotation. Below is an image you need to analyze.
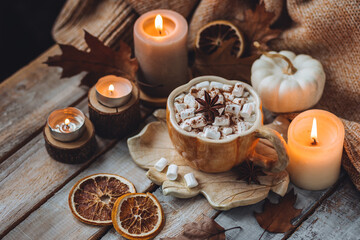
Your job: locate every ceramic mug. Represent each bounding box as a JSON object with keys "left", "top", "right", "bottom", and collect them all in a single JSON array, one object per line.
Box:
[{"left": 166, "top": 76, "right": 289, "bottom": 173}]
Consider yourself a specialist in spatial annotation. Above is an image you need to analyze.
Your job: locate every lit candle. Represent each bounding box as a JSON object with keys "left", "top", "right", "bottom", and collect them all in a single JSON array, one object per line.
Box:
[
  {"left": 287, "top": 109, "right": 345, "bottom": 190},
  {"left": 47, "top": 107, "right": 86, "bottom": 142},
  {"left": 134, "top": 9, "right": 189, "bottom": 97},
  {"left": 95, "top": 75, "right": 133, "bottom": 107}
]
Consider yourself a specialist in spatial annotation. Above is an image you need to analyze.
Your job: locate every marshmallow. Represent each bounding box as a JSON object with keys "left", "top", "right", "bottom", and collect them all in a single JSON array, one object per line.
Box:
[
  {"left": 187, "top": 115, "right": 207, "bottom": 128},
  {"left": 216, "top": 94, "right": 225, "bottom": 104},
  {"left": 174, "top": 102, "right": 186, "bottom": 113},
  {"left": 180, "top": 122, "right": 192, "bottom": 132},
  {"left": 218, "top": 107, "right": 225, "bottom": 116},
  {"left": 225, "top": 104, "right": 241, "bottom": 116},
  {"left": 204, "top": 125, "right": 219, "bottom": 131},
  {"left": 231, "top": 116, "right": 242, "bottom": 124},
  {"left": 240, "top": 103, "right": 255, "bottom": 118},
  {"left": 189, "top": 87, "right": 199, "bottom": 96},
  {"left": 210, "top": 81, "right": 223, "bottom": 90},
  {"left": 213, "top": 115, "right": 230, "bottom": 126},
  {"left": 233, "top": 98, "right": 245, "bottom": 105},
  {"left": 243, "top": 92, "right": 250, "bottom": 97},
  {"left": 196, "top": 81, "right": 210, "bottom": 90},
  {"left": 221, "top": 127, "right": 233, "bottom": 135},
  {"left": 175, "top": 113, "right": 181, "bottom": 123},
  {"left": 174, "top": 93, "right": 185, "bottom": 103},
  {"left": 167, "top": 164, "right": 178, "bottom": 180},
  {"left": 244, "top": 114, "right": 256, "bottom": 122},
  {"left": 197, "top": 89, "right": 208, "bottom": 98},
  {"left": 232, "top": 83, "right": 245, "bottom": 97},
  {"left": 154, "top": 157, "right": 168, "bottom": 172},
  {"left": 223, "top": 92, "right": 235, "bottom": 101},
  {"left": 184, "top": 94, "right": 197, "bottom": 108},
  {"left": 184, "top": 173, "right": 198, "bottom": 188},
  {"left": 222, "top": 84, "right": 233, "bottom": 92},
  {"left": 180, "top": 108, "right": 195, "bottom": 120},
  {"left": 237, "top": 122, "right": 250, "bottom": 132},
  {"left": 204, "top": 127, "right": 221, "bottom": 140}
]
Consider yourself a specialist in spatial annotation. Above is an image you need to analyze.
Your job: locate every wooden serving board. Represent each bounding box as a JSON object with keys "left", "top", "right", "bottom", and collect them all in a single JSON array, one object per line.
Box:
[{"left": 128, "top": 109, "right": 290, "bottom": 210}]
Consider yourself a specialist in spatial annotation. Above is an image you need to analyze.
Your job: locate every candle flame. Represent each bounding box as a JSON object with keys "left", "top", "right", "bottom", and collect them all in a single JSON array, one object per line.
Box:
[
  {"left": 109, "top": 84, "right": 115, "bottom": 93},
  {"left": 65, "top": 118, "right": 70, "bottom": 125},
  {"left": 311, "top": 117, "right": 317, "bottom": 144},
  {"left": 155, "top": 14, "right": 163, "bottom": 34}
]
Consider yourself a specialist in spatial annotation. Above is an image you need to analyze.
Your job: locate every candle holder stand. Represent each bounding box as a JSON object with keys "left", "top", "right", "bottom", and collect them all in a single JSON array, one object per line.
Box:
[
  {"left": 43, "top": 117, "right": 97, "bottom": 164},
  {"left": 88, "top": 82, "right": 141, "bottom": 139}
]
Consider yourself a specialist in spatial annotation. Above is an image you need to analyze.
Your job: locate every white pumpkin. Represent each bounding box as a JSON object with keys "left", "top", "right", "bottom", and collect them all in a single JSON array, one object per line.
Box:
[{"left": 251, "top": 49, "right": 325, "bottom": 113}]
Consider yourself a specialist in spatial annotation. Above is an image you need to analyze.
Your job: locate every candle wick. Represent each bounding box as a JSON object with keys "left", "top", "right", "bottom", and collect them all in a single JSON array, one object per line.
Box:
[
  {"left": 311, "top": 138, "right": 317, "bottom": 145},
  {"left": 159, "top": 30, "right": 162, "bottom": 35}
]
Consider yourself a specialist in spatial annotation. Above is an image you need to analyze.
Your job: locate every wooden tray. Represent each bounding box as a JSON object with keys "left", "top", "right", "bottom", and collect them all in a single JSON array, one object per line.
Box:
[{"left": 128, "top": 109, "right": 290, "bottom": 210}]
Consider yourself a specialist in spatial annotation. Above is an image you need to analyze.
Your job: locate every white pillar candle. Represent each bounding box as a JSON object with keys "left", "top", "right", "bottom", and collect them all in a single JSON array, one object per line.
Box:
[
  {"left": 134, "top": 9, "right": 188, "bottom": 97},
  {"left": 95, "top": 75, "right": 133, "bottom": 107},
  {"left": 287, "top": 109, "right": 345, "bottom": 190}
]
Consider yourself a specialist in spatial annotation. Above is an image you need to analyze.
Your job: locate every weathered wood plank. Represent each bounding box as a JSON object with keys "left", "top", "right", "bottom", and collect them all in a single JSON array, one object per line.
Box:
[
  {"left": 0, "top": 45, "right": 86, "bottom": 162},
  {"left": 0, "top": 99, "right": 116, "bottom": 238},
  {"left": 2, "top": 113, "right": 153, "bottom": 240},
  {"left": 0, "top": 0, "right": 136, "bottom": 164},
  {"left": 289, "top": 178, "right": 360, "bottom": 240},
  {"left": 3, "top": 138, "right": 152, "bottom": 240},
  {"left": 214, "top": 183, "right": 333, "bottom": 240},
  {"left": 101, "top": 188, "right": 218, "bottom": 240}
]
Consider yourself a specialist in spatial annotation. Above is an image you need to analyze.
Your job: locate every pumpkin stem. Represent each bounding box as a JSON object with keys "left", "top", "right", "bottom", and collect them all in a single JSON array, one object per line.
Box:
[{"left": 253, "top": 42, "right": 297, "bottom": 75}]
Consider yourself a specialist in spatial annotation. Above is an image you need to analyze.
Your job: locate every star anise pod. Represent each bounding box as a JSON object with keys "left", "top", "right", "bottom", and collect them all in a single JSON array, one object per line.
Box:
[
  {"left": 195, "top": 91, "right": 225, "bottom": 122},
  {"left": 237, "top": 160, "right": 266, "bottom": 185}
]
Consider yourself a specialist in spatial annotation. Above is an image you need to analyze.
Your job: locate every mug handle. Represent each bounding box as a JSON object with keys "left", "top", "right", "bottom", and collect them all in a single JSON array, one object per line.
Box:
[{"left": 251, "top": 125, "right": 289, "bottom": 173}]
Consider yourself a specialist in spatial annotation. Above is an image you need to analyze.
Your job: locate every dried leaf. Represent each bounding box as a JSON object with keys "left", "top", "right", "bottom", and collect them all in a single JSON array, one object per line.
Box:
[
  {"left": 45, "top": 30, "right": 138, "bottom": 87},
  {"left": 192, "top": 38, "right": 259, "bottom": 82},
  {"left": 254, "top": 189, "right": 302, "bottom": 233},
  {"left": 162, "top": 215, "right": 241, "bottom": 240},
  {"left": 235, "top": 3, "right": 281, "bottom": 54}
]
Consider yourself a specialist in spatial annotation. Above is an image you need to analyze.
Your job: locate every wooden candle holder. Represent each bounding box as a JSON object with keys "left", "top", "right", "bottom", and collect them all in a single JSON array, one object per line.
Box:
[
  {"left": 44, "top": 117, "right": 97, "bottom": 164},
  {"left": 88, "top": 82, "right": 141, "bottom": 139}
]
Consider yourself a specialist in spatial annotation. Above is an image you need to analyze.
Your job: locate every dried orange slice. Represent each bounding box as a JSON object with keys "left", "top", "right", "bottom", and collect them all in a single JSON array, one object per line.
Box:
[
  {"left": 195, "top": 20, "right": 245, "bottom": 58},
  {"left": 69, "top": 173, "right": 136, "bottom": 225},
  {"left": 112, "top": 192, "right": 165, "bottom": 240}
]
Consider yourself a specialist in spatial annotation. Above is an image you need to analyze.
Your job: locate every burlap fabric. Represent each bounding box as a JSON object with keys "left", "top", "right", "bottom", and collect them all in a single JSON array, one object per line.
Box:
[{"left": 52, "top": 0, "right": 360, "bottom": 190}]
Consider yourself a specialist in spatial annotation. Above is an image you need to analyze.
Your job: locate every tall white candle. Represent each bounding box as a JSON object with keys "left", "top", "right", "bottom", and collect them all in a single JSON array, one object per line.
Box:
[{"left": 134, "top": 9, "right": 188, "bottom": 98}]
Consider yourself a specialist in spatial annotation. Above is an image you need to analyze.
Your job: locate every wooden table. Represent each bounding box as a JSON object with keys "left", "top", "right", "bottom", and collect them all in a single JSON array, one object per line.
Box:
[{"left": 1, "top": 4, "right": 360, "bottom": 240}]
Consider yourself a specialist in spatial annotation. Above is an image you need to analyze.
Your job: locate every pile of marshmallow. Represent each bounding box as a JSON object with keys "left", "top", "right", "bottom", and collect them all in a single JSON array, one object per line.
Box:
[
  {"left": 173, "top": 81, "right": 257, "bottom": 140},
  {"left": 154, "top": 157, "right": 198, "bottom": 188}
]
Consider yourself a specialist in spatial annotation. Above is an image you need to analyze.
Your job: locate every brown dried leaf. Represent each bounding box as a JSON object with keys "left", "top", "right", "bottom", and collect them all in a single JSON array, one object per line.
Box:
[
  {"left": 44, "top": 30, "right": 138, "bottom": 87},
  {"left": 254, "top": 189, "right": 302, "bottom": 233},
  {"left": 192, "top": 38, "right": 259, "bottom": 83},
  {"left": 235, "top": 3, "right": 281, "bottom": 54},
  {"left": 162, "top": 216, "right": 241, "bottom": 240}
]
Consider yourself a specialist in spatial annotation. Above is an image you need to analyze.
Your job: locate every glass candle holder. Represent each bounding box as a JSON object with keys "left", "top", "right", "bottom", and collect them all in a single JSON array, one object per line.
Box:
[{"left": 47, "top": 107, "right": 86, "bottom": 142}]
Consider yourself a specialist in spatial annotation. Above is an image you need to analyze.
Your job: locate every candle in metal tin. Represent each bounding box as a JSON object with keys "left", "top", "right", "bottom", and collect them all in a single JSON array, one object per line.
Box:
[
  {"left": 95, "top": 75, "right": 133, "bottom": 107},
  {"left": 47, "top": 107, "right": 86, "bottom": 142}
]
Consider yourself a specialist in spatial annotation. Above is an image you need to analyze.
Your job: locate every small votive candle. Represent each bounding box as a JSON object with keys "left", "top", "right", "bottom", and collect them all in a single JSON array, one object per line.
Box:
[
  {"left": 287, "top": 109, "right": 345, "bottom": 190},
  {"left": 47, "top": 107, "right": 86, "bottom": 142},
  {"left": 95, "top": 75, "right": 133, "bottom": 107}
]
